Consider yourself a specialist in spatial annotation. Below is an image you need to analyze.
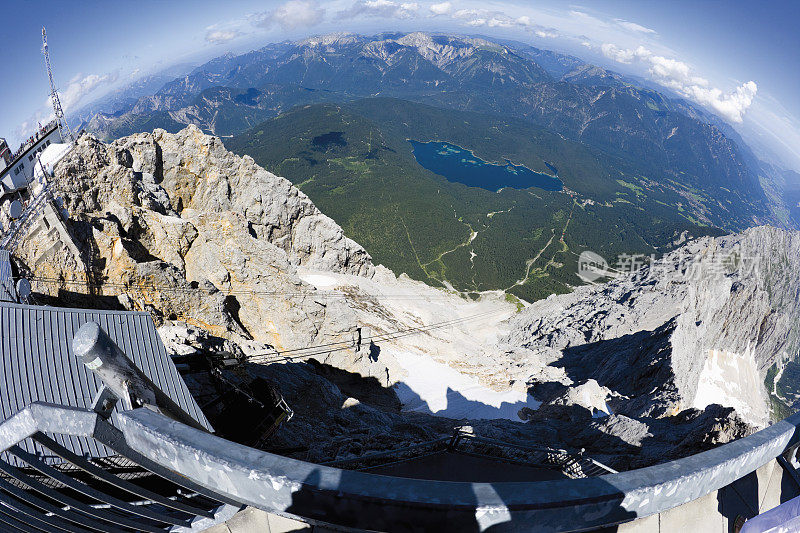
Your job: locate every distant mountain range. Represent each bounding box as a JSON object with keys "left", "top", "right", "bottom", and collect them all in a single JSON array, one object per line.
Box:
[
  {"left": 71, "top": 62, "right": 197, "bottom": 127},
  {"left": 80, "top": 32, "right": 797, "bottom": 299}
]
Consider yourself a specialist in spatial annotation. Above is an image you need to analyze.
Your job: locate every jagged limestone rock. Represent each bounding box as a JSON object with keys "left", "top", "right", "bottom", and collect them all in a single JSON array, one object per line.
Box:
[
  {"left": 153, "top": 125, "right": 373, "bottom": 277},
  {"left": 20, "top": 127, "right": 373, "bottom": 353},
  {"left": 14, "top": 125, "right": 798, "bottom": 470},
  {"left": 504, "top": 226, "right": 800, "bottom": 428}
]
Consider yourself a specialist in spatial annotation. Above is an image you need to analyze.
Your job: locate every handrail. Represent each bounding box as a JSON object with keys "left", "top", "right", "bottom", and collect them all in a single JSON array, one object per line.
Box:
[
  {"left": 0, "top": 402, "right": 100, "bottom": 452},
  {"left": 1, "top": 401, "right": 800, "bottom": 531},
  {"left": 72, "top": 321, "right": 208, "bottom": 431},
  {"left": 3, "top": 316, "right": 800, "bottom": 531},
  {"left": 0, "top": 403, "right": 238, "bottom": 532},
  {"left": 116, "top": 406, "right": 800, "bottom": 531}
]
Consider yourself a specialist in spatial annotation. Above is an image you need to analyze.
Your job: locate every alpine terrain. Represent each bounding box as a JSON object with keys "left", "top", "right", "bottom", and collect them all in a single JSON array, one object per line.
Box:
[
  {"left": 78, "top": 33, "right": 795, "bottom": 302},
  {"left": 4, "top": 3, "right": 800, "bottom": 530},
  {"left": 13, "top": 126, "right": 800, "bottom": 471}
]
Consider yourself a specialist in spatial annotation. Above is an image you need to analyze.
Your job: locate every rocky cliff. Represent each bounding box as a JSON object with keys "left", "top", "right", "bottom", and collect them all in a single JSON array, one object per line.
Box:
[
  {"left": 13, "top": 127, "right": 799, "bottom": 472},
  {"left": 504, "top": 226, "right": 800, "bottom": 430},
  {"left": 15, "top": 125, "right": 372, "bottom": 353}
]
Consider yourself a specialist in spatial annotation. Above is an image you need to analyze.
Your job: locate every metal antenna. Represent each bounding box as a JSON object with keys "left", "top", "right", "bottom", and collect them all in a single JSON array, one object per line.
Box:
[{"left": 42, "top": 27, "right": 74, "bottom": 143}]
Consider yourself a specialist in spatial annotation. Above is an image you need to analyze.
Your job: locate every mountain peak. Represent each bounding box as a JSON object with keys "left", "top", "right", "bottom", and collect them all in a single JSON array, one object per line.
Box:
[
  {"left": 388, "top": 32, "right": 498, "bottom": 67},
  {"left": 299, "top": 32, "right": 361, "bottom": 48}
]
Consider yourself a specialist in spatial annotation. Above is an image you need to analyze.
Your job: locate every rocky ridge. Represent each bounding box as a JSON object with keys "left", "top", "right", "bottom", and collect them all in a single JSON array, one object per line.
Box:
[
  {"left": 16, "top": 125, "right": 372, "bottom": 352},
  {"left": 504, "top": 226, "right": 800, "bottom": 429},
  {"left": 13, "top": 127, "right": 799, "bottom": 471}
]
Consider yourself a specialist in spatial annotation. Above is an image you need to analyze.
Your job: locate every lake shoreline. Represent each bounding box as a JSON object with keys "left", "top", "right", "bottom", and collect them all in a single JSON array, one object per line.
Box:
[{"left": 408, "top": 139, "right": 564, "bottom": 193}]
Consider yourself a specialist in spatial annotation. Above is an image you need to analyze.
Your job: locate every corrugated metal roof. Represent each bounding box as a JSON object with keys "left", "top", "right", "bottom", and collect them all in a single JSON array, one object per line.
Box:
[
  {"left": 0, "top": 250, "right": 15, "bottom": 303},
  {"left": 0, "top": 301, "right": 212, "bottom": 462}
]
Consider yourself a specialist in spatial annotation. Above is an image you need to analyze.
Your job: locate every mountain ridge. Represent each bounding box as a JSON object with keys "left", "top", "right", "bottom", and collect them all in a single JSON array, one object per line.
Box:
[
  {"left": 83, "top": 32, "right": 779, "bottom": 230},
  {"left": 13, "top": 125, "right": 791, "bottom": 470}
]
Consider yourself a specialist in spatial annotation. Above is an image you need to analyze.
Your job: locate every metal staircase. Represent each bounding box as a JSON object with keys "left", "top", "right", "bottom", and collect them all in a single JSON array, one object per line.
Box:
[
  {"left": 321, "top": 427, "right": 617, "bottom": 479},
  {"left": 0, "top": 184, "right": 52, "bottom": 251}
]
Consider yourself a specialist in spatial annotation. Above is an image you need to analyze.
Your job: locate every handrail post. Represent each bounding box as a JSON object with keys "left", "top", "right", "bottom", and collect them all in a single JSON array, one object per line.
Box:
[{"left": 72, "top": 321, "right": 207, "bottom": 431}]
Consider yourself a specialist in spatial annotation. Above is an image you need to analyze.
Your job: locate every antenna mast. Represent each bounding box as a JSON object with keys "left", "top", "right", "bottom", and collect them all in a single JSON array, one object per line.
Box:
[{"left": 42, "top": 27, "right": 74, "bottom": 143}]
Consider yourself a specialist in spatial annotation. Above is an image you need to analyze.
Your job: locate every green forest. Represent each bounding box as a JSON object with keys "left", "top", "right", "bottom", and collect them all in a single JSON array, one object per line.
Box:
[{"left": 226, "top": 98, "right": 724, "bottom": 302}]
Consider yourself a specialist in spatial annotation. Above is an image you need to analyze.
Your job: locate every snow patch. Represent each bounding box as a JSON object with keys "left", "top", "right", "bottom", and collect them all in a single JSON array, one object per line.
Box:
[
  {"left": 582, "top": 387, "right": 613, "bottom": 418},
  {"left": 299, "top": 272, "right": 339, "bottom": 290},
  {"left": 33, "top": 143, "right": 72, "bottom": 180},
  {"left": 693, "top": 348, "right": 767, "bottom": 426},
  {"left": 392, "top": 350, "right": 540, "bottom": 421}
]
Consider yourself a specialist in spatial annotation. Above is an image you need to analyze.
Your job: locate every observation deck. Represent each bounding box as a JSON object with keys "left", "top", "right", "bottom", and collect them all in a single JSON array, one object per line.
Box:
[{"left": 0, "top": 317, "right": 799, "bottom": 531}]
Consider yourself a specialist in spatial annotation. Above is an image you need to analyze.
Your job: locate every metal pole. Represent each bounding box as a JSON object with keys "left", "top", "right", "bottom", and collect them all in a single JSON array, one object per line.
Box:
[
  {"left": 72, "top": 321, "right": 208, "bottom": 431},
  {"left": 42, "top": 27, "right": 74, "bottom": 144}
]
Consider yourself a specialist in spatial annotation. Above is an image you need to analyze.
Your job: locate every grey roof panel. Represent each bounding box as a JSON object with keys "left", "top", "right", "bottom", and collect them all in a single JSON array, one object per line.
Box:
[{"left": 0, "top": 301, "right": 212, "bottom": 462}]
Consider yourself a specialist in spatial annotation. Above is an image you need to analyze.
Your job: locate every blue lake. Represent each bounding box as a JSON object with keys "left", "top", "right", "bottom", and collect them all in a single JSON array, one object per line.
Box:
[{"left": 409, "top": 140, "right": 563, "bottom": 192}]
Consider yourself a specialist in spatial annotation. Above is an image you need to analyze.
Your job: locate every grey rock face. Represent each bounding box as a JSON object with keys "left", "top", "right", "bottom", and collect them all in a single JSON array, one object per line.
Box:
[
  {"left": 155, "top": 126, "right": 373, "bottom": 277},
  {"left": 16, "top": 126, "right": 797, "bottom": 471},
  {"left": 504, "top": 226, "right": 800, "bottom": 430},
  {"left": 20, "top": 126, "right": 374, "bottom": 353},
  {"left": 58, "top": 125, "right": 375, "bottom": 277}
]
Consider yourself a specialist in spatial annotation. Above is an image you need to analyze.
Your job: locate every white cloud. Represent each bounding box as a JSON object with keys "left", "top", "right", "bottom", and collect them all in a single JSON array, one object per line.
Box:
[
  {"left": 453, "top": 9, "right": 515, "bottom": 27},
  {"left": 15, "top": 115, "right": 51, "bottom": 143},
  {"left": 14, "top": 71, "right": 118, "bottom": 144},
  {"left": 205, "top": 29, "right": 242, "bottom": 44},
  {"left": 58, "top": 72, "right": 119, "bottom": 112},
  {"left": 684, "top": 81, "right": 757, "bottom": 124},
  {"left": 600, "top": 43, "right": 637, "bottom": 63},
  {"left": 570, "top": 10, "right": 608, "bottom": 27},
  {"left": 338, "top": 0, "right": 419, "bottom": 19},
  {"left": 429, "top": 2, "right": 452, "bottom": 15},
  {"left": 535, "top": 29, "right": 559, "bottom": 38},
  {"left": 647, "top": 54, "right": 709, "bottom": 88},
  {"left": 255, "top": 0, "right": 325, "bottom": 29},
  {"left": 601, "top": 43, "right": 756, "bottom": 122},
  {"left": 450, "top": 9, "right": 555, "bottom": 35},
  {"left": 615, "top": 19, "right": 657, "bottom": 34}
]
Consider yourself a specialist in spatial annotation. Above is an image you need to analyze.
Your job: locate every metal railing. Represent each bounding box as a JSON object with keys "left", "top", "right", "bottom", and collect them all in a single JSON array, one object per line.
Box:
[
  {"left": 0, "top": 183, "right": 52, "bottom": 251},
  {"left": 0, "top": 404, "right": 240, "bottom": 532},
  {"left": 321, "top": 429, "right": 616, "bottom": 479},
  {"left": 2, "top": 403, "right": 799, "bottom": 532},
  {"left": 2, "top": 322, "right": 800, "bottom": 531}
]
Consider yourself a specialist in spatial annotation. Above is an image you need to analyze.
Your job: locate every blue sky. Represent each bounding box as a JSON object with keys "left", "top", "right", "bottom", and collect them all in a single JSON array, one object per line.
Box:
[{"left": 1, "top": 0, "right": 798, "bottom": 169}]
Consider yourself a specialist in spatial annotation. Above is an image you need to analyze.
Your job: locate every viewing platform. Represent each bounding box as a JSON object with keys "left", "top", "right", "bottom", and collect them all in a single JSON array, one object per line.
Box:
[
  {"left": 1, "top": 315, "right": 799, "bottom": 531},
  {"left": 0, "top": 120, "right": 62, "bottom": 199}
]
